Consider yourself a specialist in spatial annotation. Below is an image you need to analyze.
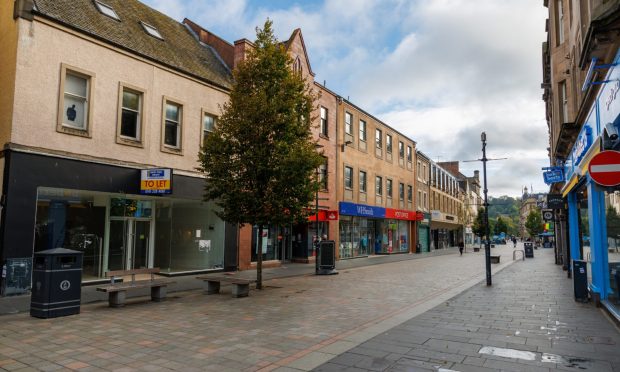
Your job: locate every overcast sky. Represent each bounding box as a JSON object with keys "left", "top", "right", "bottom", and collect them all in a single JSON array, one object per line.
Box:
[{"left": 143, "top": 0, "right": 549, "bottom": 198}]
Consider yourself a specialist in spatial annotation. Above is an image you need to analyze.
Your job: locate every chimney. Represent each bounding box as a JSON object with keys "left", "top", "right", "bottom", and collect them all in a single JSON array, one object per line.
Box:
[
  {"left": 14, "top": 0, "right": 34, "bottom": 20},
  {"left": 183, "top": 19, "right": 235, "bottom": 69},
  {"left": 474, "top": 170, "right": 479, "bottom": 180},
  {"left": 234, "top": 39, "right": 254, "bottom": 70}
]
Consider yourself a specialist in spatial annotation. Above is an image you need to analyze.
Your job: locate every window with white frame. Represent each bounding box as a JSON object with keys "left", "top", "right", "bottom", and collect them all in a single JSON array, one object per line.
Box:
[
  {"left": 320, "top": 106, "right": 328, "bottom": 136},
  {"left": 202, "top": 112, "right": 215, "bottom": 146},
  {"left": 94, "top": 0, "right": 120, "bottom": 21},
  {"left": 344, "top": 166, "right": 353, "bottom": 189},
  {"left": 345, "top": 112, "right": 352, "bottom": 135},
  {"left": 376, "top": 129, "right": 382, "bottom": 149},
  {"left": 359, "top": 170, "right": 367, "bottom": 192},
  {"left": 61, "top": 70, "right": 90, "bottom": 130},
  {"left": 399, "top": 141, "right": 404, "bottom": 158},
  {"left": 359, "top": 119, "right": 366, "bottom": 141},
  {"left": 141, "top": 21, "right": 163, "bottom": 40},
  {"left": 376, "top": 176, "right": 383, "bottom": 196},
  {"left": 164, "top": 101, "right": 182, "bottom": 148},
  {"left": 120, "top": 87, "right": 142, "bottom": 140}
]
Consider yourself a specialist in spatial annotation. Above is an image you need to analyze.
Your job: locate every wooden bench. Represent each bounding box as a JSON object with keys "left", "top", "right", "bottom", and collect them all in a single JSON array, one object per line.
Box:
[
  {"left": 490, "top": 255, "right": 501, "bottom": 264},
  {"left": 96, "top": 268, "right": 175, "bottom": 307},
  {"left": 196, "top": 275, "right": 256, "bottom": 298}
]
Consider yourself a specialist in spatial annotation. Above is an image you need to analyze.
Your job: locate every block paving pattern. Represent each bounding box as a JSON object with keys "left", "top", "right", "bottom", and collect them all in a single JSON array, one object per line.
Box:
[
  {"left": 0, "top": 246, "right": 517, "bottom": 371},
  {"left": 315, "top": 248, "right": 620, "bottom": 372}
]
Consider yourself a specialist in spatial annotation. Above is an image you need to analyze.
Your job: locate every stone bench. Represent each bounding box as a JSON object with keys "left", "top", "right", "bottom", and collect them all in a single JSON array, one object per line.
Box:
[
  {"left": 196, "top": 275, "right": 256, "bottom": 298},
  {"left": 490, "top": 255, "right": 501, "bottom": 264},
  {"left": 96, "top": 268, "right": 175, "bottom": 307}
]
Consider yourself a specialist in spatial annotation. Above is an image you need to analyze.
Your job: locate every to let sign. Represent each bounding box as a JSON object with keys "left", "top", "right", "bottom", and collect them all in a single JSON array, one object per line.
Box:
[
  {"left": 588, "top": 150, "right": 620, "bottom": 186},
  {"left": 140, "top": 168, "right": 172, "bottom": 194}
]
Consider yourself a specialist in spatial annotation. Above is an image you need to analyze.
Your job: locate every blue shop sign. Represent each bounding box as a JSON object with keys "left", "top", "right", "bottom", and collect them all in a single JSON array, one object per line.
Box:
[
  {"left": 543, "top": 168, "right": 564, "bottom": 185},
  {"left": 571, "top": 125, "right": 593, "bottom": 168},
  {"left": 339, "top": 202, "right": 385, "bottom": 218}
]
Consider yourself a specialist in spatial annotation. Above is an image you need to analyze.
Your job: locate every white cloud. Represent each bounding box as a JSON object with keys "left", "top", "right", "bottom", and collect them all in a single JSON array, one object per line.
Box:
[{"left": 141, "top": 0, "right": 548, "bottom": 196}]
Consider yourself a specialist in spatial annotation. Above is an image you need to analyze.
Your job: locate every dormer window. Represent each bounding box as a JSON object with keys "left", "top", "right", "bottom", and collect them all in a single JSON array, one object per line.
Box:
[
  {"left": 141, "top": 21, "right": 163, "bottom": 40},
  {"left": 94, "top": 0, "right": 120, "bottom": 21}
]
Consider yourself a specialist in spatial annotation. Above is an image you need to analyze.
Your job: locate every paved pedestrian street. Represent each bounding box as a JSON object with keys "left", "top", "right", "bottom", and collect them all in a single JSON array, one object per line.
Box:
[
  {"left": 315, "top": 247, "right": 620, "bottom": 372},
  {"left": 0, "top": 245, "right": 617, "bottom": 372}
]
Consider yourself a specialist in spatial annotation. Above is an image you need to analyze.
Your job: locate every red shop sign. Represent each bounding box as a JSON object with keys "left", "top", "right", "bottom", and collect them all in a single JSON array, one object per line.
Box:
[
  {"left": 308, "top": 210, "right": 339, "bottom": 222},
  {"left": 385, "top": 208, "right": 420, "bottom": 221}
]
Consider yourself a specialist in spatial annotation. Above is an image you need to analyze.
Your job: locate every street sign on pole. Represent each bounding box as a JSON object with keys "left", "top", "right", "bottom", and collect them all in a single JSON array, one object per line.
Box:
[{"left": 588, "top": 150, "right": 620, "bottom": 186}]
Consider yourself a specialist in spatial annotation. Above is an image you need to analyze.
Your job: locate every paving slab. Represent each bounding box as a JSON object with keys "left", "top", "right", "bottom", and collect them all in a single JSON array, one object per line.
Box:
[{"left": 313, "top": 247, "right": 620, "bottom": 371}]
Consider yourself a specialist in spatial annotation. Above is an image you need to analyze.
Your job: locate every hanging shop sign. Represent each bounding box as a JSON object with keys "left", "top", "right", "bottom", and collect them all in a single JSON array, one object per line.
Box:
[
  {"left": 542, "top": 209, "right": 554, "bottom": 221},
  {"left": 339, "top": 202, "right": 385, "bottom": 218},
  {"left": 546, "top": 194, "right": 564, "bottom": 209},
  {"left": 140, "top": 168, "right": 172, "bottom": 194},
  {"left": 588, "top": 150, "right": 620, "bottom": 186},
  {"left": 542, "top": 167, "right": 564, "bottom": 185}
]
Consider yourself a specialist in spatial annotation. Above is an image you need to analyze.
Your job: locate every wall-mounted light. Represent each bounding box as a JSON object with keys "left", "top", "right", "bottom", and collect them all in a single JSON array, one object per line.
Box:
[{"left": 341, "top": 140, "right": 352, "bottom": 152}]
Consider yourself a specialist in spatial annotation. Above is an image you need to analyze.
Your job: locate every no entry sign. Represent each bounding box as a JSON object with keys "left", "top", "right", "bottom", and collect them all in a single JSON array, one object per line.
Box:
[{"left": 588, "top": 150, "right": 620, "bottom": 186}]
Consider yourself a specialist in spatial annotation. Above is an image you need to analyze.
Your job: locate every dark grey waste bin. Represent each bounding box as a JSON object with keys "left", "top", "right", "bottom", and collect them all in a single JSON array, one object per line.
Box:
[
  {"left": 31, "top": 248, "right": 83, "bottom": 318},
  {"left": 573, "top": 260, "right": 588, "bottom": 302},
  {"left": 317, "top": 240, "right": 338, "bottom": 275},
  {"left": 524, "top": 242, "right": 534, "bottom": 258}
]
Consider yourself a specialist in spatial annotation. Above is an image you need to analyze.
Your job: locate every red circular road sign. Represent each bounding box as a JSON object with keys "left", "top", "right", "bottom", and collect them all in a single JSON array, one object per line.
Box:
[{"left": 588, "top": 150, "right": 620, "bottom": 186}]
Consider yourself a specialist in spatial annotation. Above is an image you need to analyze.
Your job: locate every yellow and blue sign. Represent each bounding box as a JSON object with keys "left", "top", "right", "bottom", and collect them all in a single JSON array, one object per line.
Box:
[{"left": 140, "top": 168, "right": 172, "bottom": 194}]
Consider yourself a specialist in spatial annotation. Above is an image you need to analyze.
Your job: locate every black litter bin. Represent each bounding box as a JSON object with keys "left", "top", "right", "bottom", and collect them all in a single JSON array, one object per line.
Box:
[
  {"left": 573, "top": 260, "right": 588, "bottom": 302},
  {"left": 524, "top": 242, "right": 534, "bottom": 258},
  {"left": 31, "top": 248, "right": 83, "bottom": 318},
  {"left": 317, "top": 240, "right": 338, "bottom": 275}
]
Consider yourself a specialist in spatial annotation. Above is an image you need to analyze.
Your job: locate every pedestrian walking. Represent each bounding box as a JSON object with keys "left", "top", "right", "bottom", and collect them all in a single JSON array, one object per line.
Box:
[
  {"left": 512, "top": 236, "right": 517, "bottom": 248},
  {"left": 458, "top": 241, "right": 464, "bottom": 256}
]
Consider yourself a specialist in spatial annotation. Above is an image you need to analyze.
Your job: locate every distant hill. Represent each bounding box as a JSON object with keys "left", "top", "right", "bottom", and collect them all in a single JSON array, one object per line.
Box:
[{"left": 488, "top": 196, "right": 520, "bottom": 235}]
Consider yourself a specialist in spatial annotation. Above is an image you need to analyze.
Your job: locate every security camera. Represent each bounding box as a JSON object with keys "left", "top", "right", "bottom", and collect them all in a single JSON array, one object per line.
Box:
[{"left": 605, "top": 121, "right": 619, "bottom": 141}]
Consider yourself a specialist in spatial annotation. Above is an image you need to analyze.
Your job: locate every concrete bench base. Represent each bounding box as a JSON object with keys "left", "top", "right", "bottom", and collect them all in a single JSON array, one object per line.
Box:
[
  {"left": 490, "top": 255, "right": 500, "bottom": 264},
  {"left": 198, "top": 276, "right": 255, "bottom": 298}
]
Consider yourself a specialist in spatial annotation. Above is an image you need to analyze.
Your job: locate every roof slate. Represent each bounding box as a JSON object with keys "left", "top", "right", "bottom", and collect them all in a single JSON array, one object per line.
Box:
[{"left": 32, "top": 0, "right": 232, "bottom": 89}]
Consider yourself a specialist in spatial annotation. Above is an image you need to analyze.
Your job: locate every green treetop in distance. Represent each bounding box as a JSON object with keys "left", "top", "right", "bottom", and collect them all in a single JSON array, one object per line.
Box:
[
  {"left": 198, "top": 19, "right": 324, "bottom": 289},
  {"left": 525, "top": 210, "right": 544, "bottom": 239}
]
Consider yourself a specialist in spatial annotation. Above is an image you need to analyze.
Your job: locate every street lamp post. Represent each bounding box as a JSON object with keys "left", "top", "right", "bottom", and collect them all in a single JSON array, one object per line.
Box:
[
  {"left": 315, "top": 166, "right": 320, "bottom": 274},
  {"left": 481, "top": 132, "right": 492, "bottom": 286}
]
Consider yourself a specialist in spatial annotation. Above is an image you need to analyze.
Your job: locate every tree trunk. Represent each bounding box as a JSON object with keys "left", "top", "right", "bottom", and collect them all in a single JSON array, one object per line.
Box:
[{"left": 256, "top": 224, "right": 263, "bottom": 290}]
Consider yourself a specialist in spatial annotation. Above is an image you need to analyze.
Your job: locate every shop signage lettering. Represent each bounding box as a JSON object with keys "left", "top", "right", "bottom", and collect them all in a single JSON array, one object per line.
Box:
[
  {"left": 140, "top": 168, "right": 172, "bottom": 194},
  {"left": 605, "top": 80, "right": 620, "bottom": 111},
  {"left": 339, "top": 202, "right": 385, "bottom": 218},
  {"left": 571, "top": 126, "right": 592, "bottom": 167}
]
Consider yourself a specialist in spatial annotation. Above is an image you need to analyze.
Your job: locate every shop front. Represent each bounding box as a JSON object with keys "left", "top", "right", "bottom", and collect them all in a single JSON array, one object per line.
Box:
[
  {"left": 338, "top": 202, "right": 420, "bottom": 259},
  {"left": 0, "top": 151, "right": 237, "bottom": 293},
  {"left": 430, "top": 210, "right": 461, "bottom": 249},
  {"left": 562, "top": 50, "right": 620, "bottom": 319},
  {"left": 417, "top": 213, "right": 431, "bottom": 253}
]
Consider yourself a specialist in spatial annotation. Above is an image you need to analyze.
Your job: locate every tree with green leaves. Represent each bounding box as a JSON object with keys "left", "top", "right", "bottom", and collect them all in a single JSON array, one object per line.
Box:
[
  {"left": 525, "top": 210, "right": 544, "bottom": 239},
  {"left": 494, "top": 216, "right": 508, "bottom": 235},
  {"left": 472, "top": 207, "right": 486, "bottom": 246},
  {"left": 198, "top": 20, "right": 324, "bottom": 289}
]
